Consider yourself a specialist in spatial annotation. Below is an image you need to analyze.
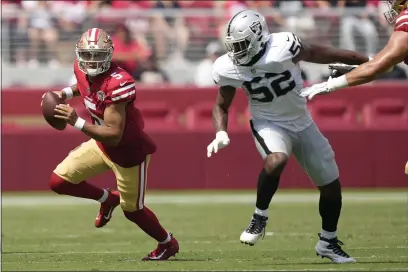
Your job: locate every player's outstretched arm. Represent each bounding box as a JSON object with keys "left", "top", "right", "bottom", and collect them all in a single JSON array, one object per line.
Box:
[
  {"left": 293, "top": 41, "right": 369, "bottom": 65},
  {"left": 344, "top": 31, "right": 408, "bottom": 86},
  {"left": 213, "top": 85, "right": 236, "bottom": 132},
  {"left": 300, "top": 31, "right": 408, "bottom": 100}
]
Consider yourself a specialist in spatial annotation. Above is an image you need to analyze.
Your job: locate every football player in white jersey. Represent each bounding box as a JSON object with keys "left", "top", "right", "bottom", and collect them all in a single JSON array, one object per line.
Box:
[{"left": 207, "top": 10, "right": 369, "bottom": 264}]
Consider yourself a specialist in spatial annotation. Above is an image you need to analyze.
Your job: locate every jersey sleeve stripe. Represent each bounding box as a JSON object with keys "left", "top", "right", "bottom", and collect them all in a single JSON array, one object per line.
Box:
[
  {"left": 396, "top": 15, "right": 408, "bottom": 24},
  {"left": 396, "top": 22, "right": 408, "bottom": 30},
  {"left": 112, "top": 90, "right": 136, "bottom": 102},
  {"left": 396, "top": 22, "right": 408, "bottom": 28},
  {"left": 112, "top": 83, "right": 136, "bottom": 95}
]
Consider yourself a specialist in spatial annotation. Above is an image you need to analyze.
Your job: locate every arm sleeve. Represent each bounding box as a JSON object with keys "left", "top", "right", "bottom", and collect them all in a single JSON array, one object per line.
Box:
[
  {"left": 105, "top": 80, "right": 137, "bottom": 107},
  {"left": 395, "top": 12, "right": 408, "bottom": 32}
]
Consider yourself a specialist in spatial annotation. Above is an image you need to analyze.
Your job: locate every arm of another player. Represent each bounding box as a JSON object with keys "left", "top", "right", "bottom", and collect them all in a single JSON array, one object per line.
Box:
[
  {"left": 300, "top": 31, "right": 408, "bottom": 99},
  {"left": 207, "top": 85, "right": 236, "bottom": 157},
  {"left": 344, "top": 31, "right": 408, "bottom": 86},
  {"left": 54, "top": 102, "right": 127, "bottom": 146}
]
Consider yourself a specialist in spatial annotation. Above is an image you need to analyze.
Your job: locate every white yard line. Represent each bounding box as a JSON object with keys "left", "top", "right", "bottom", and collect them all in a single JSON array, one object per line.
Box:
[{"left": 2, "top": 192, "right": 407, "bottom": 207}]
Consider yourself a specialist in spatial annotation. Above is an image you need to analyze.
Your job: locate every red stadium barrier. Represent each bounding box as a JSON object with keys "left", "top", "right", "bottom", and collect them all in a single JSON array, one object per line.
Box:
[
  {"left": 2, "top": 84, "right": 408, "bottom": 191},
  {"left": 3, "top": 82, "right": 408, "bottom": 116},
  {"left": 2, "top": 127, "right": 407, "bottom": 191}
]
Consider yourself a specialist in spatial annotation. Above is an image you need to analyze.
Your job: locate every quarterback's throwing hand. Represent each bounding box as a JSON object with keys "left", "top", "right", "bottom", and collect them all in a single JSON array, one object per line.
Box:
[{"left": 207, "top": 131, "right": 230, "bottom": 158}]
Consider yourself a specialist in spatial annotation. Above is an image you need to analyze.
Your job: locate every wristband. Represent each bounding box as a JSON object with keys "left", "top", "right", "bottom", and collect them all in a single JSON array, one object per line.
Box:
[
  {"left": 74, "top": 117, "right": 86, "bottom": 131},
  {"left": 62, "top": 87, "right": 73, "bottom": 100},
  {"left": 216, "top": 131, "right": 228, "bottom": 139},
  {"left": 328, "top": 75, "right": 349, "bottom": 92}
]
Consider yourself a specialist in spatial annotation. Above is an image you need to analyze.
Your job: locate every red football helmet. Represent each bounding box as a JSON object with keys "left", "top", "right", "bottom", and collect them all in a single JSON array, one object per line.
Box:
[{"left": 75, "top": 28, "right": 114, "bottom": 76}]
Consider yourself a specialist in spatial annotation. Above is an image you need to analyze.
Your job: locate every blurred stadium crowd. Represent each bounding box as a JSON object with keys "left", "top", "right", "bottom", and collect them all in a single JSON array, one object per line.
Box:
[{"left": 2, "top": 0, "right": 408, "bottom": 87}]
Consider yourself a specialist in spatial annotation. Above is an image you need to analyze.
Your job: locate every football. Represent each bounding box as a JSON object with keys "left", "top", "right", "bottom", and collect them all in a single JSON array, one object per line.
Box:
[{"left": 41, "top": 92, "right": 67, "bottom": 131}]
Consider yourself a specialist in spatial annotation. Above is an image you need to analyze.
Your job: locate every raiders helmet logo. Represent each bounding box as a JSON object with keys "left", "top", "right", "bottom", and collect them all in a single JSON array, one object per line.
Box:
[{"left": 249, "top": 21, "right": 262, "bottom": 35}]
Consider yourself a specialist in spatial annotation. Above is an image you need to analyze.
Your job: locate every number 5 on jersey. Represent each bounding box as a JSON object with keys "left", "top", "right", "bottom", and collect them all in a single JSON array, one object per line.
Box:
[{"left": 84, "top": 99, "right": 104, "bottom": 125}]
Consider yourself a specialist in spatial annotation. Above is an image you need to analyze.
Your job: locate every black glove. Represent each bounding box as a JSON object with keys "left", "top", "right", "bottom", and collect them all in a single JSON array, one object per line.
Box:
[{"left": 329, "top": 63, "right": 358, "bottom": 78}]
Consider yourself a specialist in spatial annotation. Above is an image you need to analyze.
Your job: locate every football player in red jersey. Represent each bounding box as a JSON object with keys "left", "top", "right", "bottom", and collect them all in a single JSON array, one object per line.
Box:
[
  {"left": 44, "top": 28, "right": 179, "bottom": 261},
  {"left": 300, "top": 0, "right": 408, "bottom": 175}
]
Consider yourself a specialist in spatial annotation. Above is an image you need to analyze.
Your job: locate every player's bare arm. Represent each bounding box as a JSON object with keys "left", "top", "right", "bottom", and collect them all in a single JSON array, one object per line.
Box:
[
  {"left": 293, "top": 41, "right": 369, "bottom": 65},
  {"left": 207, "top": 85, "right": 235, "bottom": 157},
  {"left": 54, "top": 102, "right": 126, "bottom": 146},
  {"left": 213, "top": 85, "right": 236, "bottom": 132},
  {"left": 345, "top": 31, "right": 408, "bottom": 86}
]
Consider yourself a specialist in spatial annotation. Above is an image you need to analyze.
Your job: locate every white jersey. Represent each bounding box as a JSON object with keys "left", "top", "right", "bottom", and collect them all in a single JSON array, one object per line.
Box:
[{"left": 212, "top": 32, "right": 312, "bottom": 131}]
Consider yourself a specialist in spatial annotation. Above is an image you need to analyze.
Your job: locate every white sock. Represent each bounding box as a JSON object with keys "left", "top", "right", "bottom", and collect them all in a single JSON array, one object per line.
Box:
[
  {"left": 98, "top": 189, "right": 109, "bottom": 203},
  {"left": 321, "top": 229, "right": 337, "bottom": 240},
  {"left": 254, "top": 207, "right": 268, "bottom": 217},
  {"left": 159, "top": 233, "right": 171, "bottom": 244}
]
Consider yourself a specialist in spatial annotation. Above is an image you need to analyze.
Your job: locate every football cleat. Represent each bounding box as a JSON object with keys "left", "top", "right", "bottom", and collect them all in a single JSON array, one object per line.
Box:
[
  {"left": 142, "top": 233, "right": 179, "bottom": 261},
  {"left": 315, "top": 233, "right": 356, "bottom": 264},
  {"left": 95, "top": 189, "right": 120, "bottom": 228},
  {"left": 240, "top": 214, "right": 268, "bottom": 246}
]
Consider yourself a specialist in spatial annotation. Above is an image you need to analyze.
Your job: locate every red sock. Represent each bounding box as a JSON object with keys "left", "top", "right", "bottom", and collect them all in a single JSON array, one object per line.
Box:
[
  {"left": 123, "top": 206, "right": 169, "bottom": 242},
  {"left": 49, "top": 172, "right": 104, "bottom": 201}
]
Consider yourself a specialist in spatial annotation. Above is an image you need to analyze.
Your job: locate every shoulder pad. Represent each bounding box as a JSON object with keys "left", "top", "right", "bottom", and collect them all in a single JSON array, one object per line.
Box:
[
  {"left": 268, "top": 32, "right": 303, "bottom": 63},
  {"left": 212, "top": 55, "right": 244, "bottom": 88}
]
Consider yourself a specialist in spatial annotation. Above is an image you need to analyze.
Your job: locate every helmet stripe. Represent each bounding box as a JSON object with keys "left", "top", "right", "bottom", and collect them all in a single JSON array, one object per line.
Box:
[
  {"left": 227, "top": 10, "right": 246, "bottom": 36},
  {"left": 88, "top": 28, "right": 99, "bottom": 46}
]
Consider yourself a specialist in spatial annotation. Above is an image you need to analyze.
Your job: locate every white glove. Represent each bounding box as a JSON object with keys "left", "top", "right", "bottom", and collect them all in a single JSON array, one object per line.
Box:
[
  {"left": 207, "top": 131, "right": 230, "bottom": 158},
  {"left": 300, "top": 79, "right": 332, "bottom": 100},
  {"left": 300, "top": 73, "right": 351, "bottom": 100}
]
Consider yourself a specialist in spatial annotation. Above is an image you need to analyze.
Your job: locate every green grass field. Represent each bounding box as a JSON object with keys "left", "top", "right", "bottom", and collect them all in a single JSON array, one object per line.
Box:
[{"left": 2, "top": 190, "right": 408, "bottom": 271}]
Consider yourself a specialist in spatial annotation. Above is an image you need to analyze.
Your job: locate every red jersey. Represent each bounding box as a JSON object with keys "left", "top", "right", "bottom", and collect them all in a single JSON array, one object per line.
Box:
[
  {"left": 74, "top": 61, "right": 157, "bottom": 167},
  {"left": 394, "top": 9, "right": 408, "bottom": 65}
]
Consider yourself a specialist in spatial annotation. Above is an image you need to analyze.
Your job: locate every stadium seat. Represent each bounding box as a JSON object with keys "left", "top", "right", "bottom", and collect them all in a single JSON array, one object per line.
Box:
[
  {"left": 136, "top": 101, "right": 180, "bottom": 131},
  {"left": 185, "top": 102, "right": 239, "bottom": 131},
  {"left": 362, "top": 98, "right": 408, "bottom": 129},
  {"left": 308, "top": 100, "right": 359, "bottom": 129}
]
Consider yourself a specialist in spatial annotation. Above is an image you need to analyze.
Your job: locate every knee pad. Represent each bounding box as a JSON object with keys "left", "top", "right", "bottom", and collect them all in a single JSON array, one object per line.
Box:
[{"left": 264, "top": 153, "right": 288, "bottom": 176}]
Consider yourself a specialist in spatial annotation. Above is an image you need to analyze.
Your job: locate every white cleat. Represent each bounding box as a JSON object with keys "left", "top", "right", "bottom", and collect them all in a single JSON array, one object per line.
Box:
[
  {"left": 240, "top": 214, "right": 268, "bottom": 246},
  {"left": 315, "top": 233, "right": 356, "bottom": 264}
]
